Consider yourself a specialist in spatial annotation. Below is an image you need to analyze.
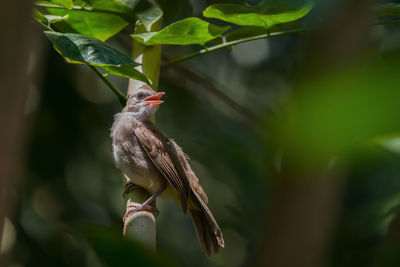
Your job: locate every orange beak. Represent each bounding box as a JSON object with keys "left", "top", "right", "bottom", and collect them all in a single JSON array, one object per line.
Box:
[{"left": 143, "top": 92, "right": 165, "bottom": 106}]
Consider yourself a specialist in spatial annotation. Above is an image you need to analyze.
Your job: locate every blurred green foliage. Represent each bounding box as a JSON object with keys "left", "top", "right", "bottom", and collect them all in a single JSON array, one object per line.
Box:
[{"left": 5, "top": 0, "right": 400, "bottom": 267}]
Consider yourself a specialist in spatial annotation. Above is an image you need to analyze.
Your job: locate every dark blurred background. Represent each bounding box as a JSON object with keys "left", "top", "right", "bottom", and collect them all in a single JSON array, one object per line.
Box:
[{"left": 3, "top": 0, "right": 400, "bottom": 267}]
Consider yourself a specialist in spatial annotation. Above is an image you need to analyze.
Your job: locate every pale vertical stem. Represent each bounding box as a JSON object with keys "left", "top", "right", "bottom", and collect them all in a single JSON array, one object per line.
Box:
[{"left": 123, "top": 18, "right": 162, "bottom": 249}]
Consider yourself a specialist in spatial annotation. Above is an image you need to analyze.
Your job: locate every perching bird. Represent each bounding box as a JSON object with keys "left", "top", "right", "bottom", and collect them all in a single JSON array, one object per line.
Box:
[{"left": 111, "top": 85, "right": 224, "bottom": 255}]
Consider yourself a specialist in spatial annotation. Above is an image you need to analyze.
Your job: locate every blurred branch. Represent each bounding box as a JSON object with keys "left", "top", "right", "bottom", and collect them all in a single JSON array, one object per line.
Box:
[
  {"left": 256, "top": 1, "right": 376, "bottom": 266},
  {"left": 161, "top": 56, "right": 259, "bottom": 124},
  {"left": 372, "top": 19, "right": 400, "bottom": 26},
  {"left": 0, "top": 0, "right": 38, "bottom": 262},
  {"left": 88, "top": 65, "right": 127, "bottom": 106},
  {"left": 163, "top": 28, "right": 307, "bottom": 67},
  {"left": 123, "top": 19, "right": 162, "bottom": 249},
  {"left": 162, "top": 17, "right": 399, "bottom": 67},
  {"left": 114, "top": 33, "right": 259, "bottom": 124}
]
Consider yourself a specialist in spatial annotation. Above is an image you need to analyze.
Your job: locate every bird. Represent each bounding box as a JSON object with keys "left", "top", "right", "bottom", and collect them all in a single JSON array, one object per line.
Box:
[{"left": 111, "top": 84, "right": 224, "bottom": 256}]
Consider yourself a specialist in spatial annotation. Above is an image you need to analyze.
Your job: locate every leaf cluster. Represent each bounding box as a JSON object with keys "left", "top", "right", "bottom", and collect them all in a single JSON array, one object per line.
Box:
[{"left": 33, "top": 0, "right": 315, "bottom": 103}]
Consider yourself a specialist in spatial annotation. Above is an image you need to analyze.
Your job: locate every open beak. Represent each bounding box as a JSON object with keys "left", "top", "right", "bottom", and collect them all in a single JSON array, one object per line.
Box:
[{"left": 143, "top": 92, "right": 165, "bottom": 106}]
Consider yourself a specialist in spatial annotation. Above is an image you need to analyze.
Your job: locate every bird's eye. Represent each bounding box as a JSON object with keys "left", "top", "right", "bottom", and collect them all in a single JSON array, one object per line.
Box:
[{"left": 137, "top": 93, "right": 145, "bottom": 100}]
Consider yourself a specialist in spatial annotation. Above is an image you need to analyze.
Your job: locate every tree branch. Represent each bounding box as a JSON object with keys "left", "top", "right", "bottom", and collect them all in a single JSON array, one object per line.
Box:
[
  {"left": 88, "top": 65, "right": 127, "bottom": 106},
  {"left": 162, "top": 18, "right": 400, "bottom": 67},
  {"left": 161, "top": 56, "right": 259, "bottom": 124}
]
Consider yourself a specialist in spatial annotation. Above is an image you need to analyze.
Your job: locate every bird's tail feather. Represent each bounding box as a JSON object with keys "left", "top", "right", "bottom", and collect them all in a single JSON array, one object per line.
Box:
[{"left": 189, "top": 191, "right": 224, "bottom": 256}]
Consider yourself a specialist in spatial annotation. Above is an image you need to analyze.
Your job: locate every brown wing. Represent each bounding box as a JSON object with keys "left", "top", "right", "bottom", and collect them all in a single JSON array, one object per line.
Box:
[
  {"left": 168, "top": 139, "right": 208, "bottom": 204},
  {"left": 134, "top": 122, "right": 191, "bottom": 212}
]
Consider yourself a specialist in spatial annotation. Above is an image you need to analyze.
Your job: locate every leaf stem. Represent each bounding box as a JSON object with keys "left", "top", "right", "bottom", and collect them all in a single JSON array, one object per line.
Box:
[
  {"left": 33, "top": 18, "right": 54, "bottom": 32},
  {"left": 163, "top": 28, "right": 308, "bottom": 67},
  {"left": 372, "top": 19, "right": 400, "bottom": 26},
  {"left": 163, "top": 17, "right": 400, "bottom": 67},
  {"left": 88, "top": 65, "right": 127, "bottom": 106}
]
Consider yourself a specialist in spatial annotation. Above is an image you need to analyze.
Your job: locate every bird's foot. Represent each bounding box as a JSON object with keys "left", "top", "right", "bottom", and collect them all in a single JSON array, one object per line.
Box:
[
  {"left": 123, "top": 203, "right": 159, "bottom": 223},
  {"left": 123, "top": 182, "right": 140, "bottom": 198}
]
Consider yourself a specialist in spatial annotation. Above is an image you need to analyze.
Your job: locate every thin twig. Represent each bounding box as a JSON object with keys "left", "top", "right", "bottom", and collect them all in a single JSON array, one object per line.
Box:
[
  {"left": 88, "top": 65, "right": 127, "bottom": 106},
  {"left": 371, "top": 19, "right": 400, "bottom": 26},
  {"left": 162, "top": 18, "right": 400, "bottom": 67},
  {"left": 163, "top": 28, "right": 308, "bottom": 67},
  {"left": 162, "top": 56, "right": 259, "bottom": 124},
  {"left": 33, "top": 18, "right": 54, "bottom": 32}
]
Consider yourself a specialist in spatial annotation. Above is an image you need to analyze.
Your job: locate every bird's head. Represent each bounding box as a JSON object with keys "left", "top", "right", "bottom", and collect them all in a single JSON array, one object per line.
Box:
[{"left": 124, "top": 85, "right": 165, "bottom": 121}]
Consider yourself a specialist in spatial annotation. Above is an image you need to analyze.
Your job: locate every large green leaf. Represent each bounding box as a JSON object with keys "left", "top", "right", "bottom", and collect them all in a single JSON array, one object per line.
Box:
[
  {"left": 44, "top": 32, "right": 151, "bottom": 83},
  {"left": 203, "top": 0, "right": 313, "bottom": 28},
  {"left": 131, "top": 17, "right": 230, "bottom": 46},
  {"left": 34, "top": 8, "right": 68, "bottom": 25},
  {"left": 47, "top": 0, "right": 129, "bottom": 41},
  {"left": 90, "top": 0, "right": 142, "bottom": 14},
  {"left": 44, "top": 31, "right": 137, "bottom": 66},
  {"left": 51, "top": 0, "right": 73, "bottom": 9}
]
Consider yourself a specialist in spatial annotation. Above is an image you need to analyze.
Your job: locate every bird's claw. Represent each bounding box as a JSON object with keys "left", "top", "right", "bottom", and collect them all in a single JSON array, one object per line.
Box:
[
  {"left": 123, "top": 203, "right": 159, "bottom": 223},
  {"left": 123, "top": 182, "right": 140, "bottom": 198}
]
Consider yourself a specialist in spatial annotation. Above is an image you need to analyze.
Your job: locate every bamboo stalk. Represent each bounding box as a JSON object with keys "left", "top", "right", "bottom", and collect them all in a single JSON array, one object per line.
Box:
[{"left": 122, "top": 18, "right": 162, "bottom": 249}]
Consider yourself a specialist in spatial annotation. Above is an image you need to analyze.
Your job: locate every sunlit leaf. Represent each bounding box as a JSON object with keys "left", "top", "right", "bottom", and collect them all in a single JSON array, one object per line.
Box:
[
  {"left": 137, "top": 5, "right": 163, "bottom": 31},
  {"left": 90, "top": 0, "right": 140, "bottom": 14},
  {"left": 51, "top": 0, "right": 73, "bottom": 9},
  {"left": 33, "top": 9, "right": 48, "bottom": 23},
  {"left": 131, "top": 17, "right": 230, "bottom": 45},
  {"left": 44, "top": 31, "right": 138, "bottom": 67},
  {"left": 47, "top": 0, "right": 129, "bottom": 41},
  {"left": 203, "top": 0, "right": 313, "bottom": 28}
]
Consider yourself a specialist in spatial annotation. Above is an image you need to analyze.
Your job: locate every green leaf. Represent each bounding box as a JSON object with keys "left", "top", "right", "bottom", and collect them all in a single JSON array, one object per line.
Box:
[
  {"left": 36, "top": 1, "right": 63, "bottom": 7},
  {"left": 203, "top": 0, "right": 313, "bottom": 28},
  {"left": 51, "top": 0, "right": 73, "bottom": 9},
  {"left": 44, "top": 32, "right": 150, "bottom": 83},
  {"left": 131, "top": 17, "right": 230, "bottom": 46},
  {"left": 34, "top": 8, "right": 69, "bottom": 25},
  {"left": 47, "top": 0, "right": 129, "bottom": 41},
  {"left": 136, "top": 5, "right": 163, "bottom": 32},
  {"left": 102, "top": 66, "right": 150, "bottom": 84},
  {"left": 375, "top": 3, "right": 400, "bottom": 16},
  {"left": 90, "top": 0, "right": 139, "bottom": 14},
  {"left": 33, "top": 8, "right": 48, "bottom": 23},
  {"left": 44, "top": 31, "right": 138, "bottom": 67}
]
